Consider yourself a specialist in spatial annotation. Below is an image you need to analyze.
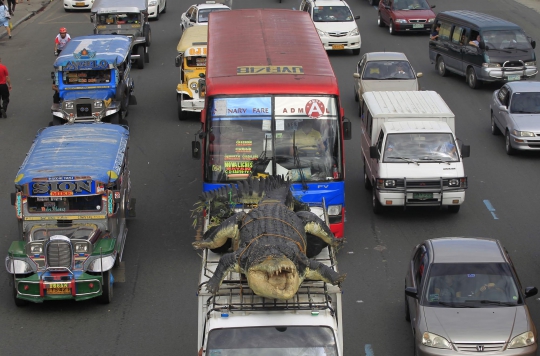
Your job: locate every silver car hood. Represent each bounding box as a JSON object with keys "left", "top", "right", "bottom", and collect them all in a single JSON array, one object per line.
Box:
[
  {"left": 423, "top": 306, "right": 529, "bottom": 343},
  {"left": 509, "top": 114, "right": 540, "bottom": 133}
]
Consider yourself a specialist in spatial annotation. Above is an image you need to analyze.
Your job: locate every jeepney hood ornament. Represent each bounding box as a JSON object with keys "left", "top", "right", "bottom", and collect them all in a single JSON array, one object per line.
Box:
[{"left": 192, "top": 176, "right": 346, "bottom": 300}]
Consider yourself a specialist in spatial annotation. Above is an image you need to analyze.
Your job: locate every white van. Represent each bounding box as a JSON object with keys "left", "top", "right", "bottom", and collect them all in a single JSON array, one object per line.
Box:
[{"left": 361, "top": 91, "right": 470, "bottom": 214}]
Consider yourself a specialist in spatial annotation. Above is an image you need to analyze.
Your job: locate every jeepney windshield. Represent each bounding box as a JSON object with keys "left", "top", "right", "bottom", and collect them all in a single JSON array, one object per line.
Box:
[
  {"left": 206, "top": 326, "right": 338, "bottom": 356},
  {"left": 62, "top": 70, "right": 112, "bottom": 85},
  {"left": 204, "top": 96, "right": 342, "bottom": 183},
  {"left": 27, "top": 195, "right": 103, "bottom": 213},
  {"left": 29, "top": 224, "right": 99, "bottom": 242},
  {"left": 198, "top": 8, "right": 229, "bottom": 23},
  {"left": 98, "top": 13, "right": 140, "bottom": 25},
  {"left": 185, "top": 56, "right": 206, "bottom": 67}
]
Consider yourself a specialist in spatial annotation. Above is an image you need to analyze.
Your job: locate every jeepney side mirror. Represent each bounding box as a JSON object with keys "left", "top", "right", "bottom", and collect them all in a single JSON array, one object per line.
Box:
[
  {"left": 10, "top": 192, "right": 16, "bottom": 206},
  {"left": 51, "top": 71, "right": 55, "bottom": 80},
  {"left": 461, "top": 144, "right": 470, "bottom": 158},
  {"left": 342, "top": 118, "right": 352, "bottom": 140},
  {"left": 175, "top": 54, "right": 182, "bottom": 68},
  {"left": 192, "top": 140, "right": 201, "bottom": 160},
  {"left": 369, "top": 146, "right": 380, "bottom": 160},
  {"left": 90, "top": 14, "right": 94, "bottom": 23}
]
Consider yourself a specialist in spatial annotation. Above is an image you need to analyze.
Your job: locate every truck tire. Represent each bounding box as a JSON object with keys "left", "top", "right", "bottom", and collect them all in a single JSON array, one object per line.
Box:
[
  {"left": 467, "top": 67, "right": 482, "bottom": 89},
  {"left": 372, "top": 185, "right": 383, "bottom": 214},
  {"left": 363, "top": 160, "right": 371, "bottom": 190},
  {"left": 110, "top": 112, "right": 121, "bottom": 125},
  {"left": 97, "top": 270, "right": 113, "bottom": 304},
  {"left": 436, "top": 56, "right": 447, "bottom": 77},
  {"left": 144, "top": 47, "right": 150, "bottom": 64},
  {"left": 52, "top": 115, "right": 63, "bottom": 126},
  {"left": 136, "top": 46, "right": 144, "bottom": 69}
]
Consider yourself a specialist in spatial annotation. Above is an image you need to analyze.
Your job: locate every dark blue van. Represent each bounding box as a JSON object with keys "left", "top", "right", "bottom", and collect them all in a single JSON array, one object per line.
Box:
[{"left": 51, "top": 35, "right": 136, "bottom": 125}]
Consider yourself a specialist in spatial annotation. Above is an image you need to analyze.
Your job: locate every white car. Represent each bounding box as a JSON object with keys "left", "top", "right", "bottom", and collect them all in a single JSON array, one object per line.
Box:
[
  {"left": 299, "top": 0, "right": 361, "bottom": 55},
  {"left": 147, "top": 0, "right": 166, "bottom": 20},
  {"left": 180, "top": 1, "right": 232, "bottom": 32},
  {"left": 63, "top": 0, "right": 94, "bottom": 11}
]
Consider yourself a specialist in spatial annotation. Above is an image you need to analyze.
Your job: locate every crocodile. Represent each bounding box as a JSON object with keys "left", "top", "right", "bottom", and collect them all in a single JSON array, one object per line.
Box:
[{"left": 192, "top": 176, "right": 345, "bottom": 300}]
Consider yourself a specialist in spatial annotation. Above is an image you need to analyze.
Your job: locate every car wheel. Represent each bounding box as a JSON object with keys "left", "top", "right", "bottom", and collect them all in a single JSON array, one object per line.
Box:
[
  {"left": 144, "top": 47, "right": 150, "bottom": 63},
  {"left": 448, "top": 205, "right": 460, "bottom": 213},
  {"left": 364, "top": 160, "right": 371, "bottom": 190},
  {"left": 136, "top": 46, "right": 144, "bottom": 69},
  {"left": 505, "top": 130, "right": 516, "bottom": 155},
  {"left": 404, "top": 294, "right": 410, "bottom": 322},
  {"left": 352, "top": 48, "right": 360, "bottom": 55},
  {"left": 372, "top": 184, "right": 383, "bottom": 214},
  {"left": 377, "top": 13, "right": 384, "bottom": 27},
  {"left": 436, "top": 56, "right": 447, "bottom": 77},
  {"left": 467, "top": 67, "right": 482, "bottom": 89},
  {"left": 162, "top": 1, "right": 166, "bottom": 13},
  {"left": 52, "top": 115, "right": 63, "bottom": 126},
  {"left": 389, "top": 21, "right": 395, "bottom": 35},
  {"left": 491, "top": 111, "right": 501, "bottom": 135},
  {"left": 97, "top": 270, "right": 113, "bottom": 304},
  {"left": 358, "top": 101, "right": 363, "bottom": 117}
]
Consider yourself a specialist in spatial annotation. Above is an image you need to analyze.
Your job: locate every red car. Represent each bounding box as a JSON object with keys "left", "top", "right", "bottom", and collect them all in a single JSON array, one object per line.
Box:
[{"left": 378, "top": 0, "right": 436, "bottom": 35}]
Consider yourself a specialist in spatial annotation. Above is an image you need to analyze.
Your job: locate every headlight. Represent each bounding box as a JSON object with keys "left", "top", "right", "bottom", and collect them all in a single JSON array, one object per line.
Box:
[
  {"left": 5, "top": 258, "right": 33, "bottom": 274},
  {"left": 74, "top": 243, "right": 89, "bottom": 254},
  {"left": 513, "top": 130, "right": 535, "bottom": 137},
  {"left": 64, "top": 101, "right": 74, "bottom": 109},
  {"left": 482, "top": 63, "right": 501, "bottom": 68},
  {"left": 30, "top": 245, "right": 43, "bottom": 254},
  {"left": 427, "top": 18, "right": 435, "bottom": 23},
  {"left": 525, "top": 61, "right": 536, "bottom": 66},
  {"left": 422, "top": 332, "right": 451, "bottom": 349},
  {"left": 190, "top": 82, "right": 198, "bottom": 90},
  {"left": 448, "top": 179, "right": 460, "bottom": 187},
  {"left": 149, "top": 0, "right": 157, "bottom": 5},
  {"left": 395, "top": 19, "right": 407, "bottom": 24},
  {"left": 317, "top": 29, "right": 327, "bottom": 37},
  {"left": 94, "top": 101, "right": 103, "bottom": 108},
  {"left": 384, "top": 179, "right": 396, "bottom": 188},
  {"left": 509, "top": 331, "right": 535, "bottom": 348},
  {"left": 349, "top": 27, "right": 359, "bottom": 36},
  {"left": 327, "top": 205, "right": 342, "bottom": 216}
]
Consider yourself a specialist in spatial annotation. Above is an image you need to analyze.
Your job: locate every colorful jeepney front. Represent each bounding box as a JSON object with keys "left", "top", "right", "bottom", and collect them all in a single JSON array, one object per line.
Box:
[
  {"left": 6, "top": 124, "right": 133, "bottom": 304},
  {"left": 203, "top": 95, "right": 345, "bottom": 237},
  {"left": 51, "top": 35, "right": 134, "bottom": 124}
]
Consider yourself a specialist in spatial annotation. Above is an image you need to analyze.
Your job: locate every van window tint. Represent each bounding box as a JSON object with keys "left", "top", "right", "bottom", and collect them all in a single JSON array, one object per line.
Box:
[
  {"left": 452, "top": 26, "right": 465, "bottom": 45},
  {"left": 439, "top": 22, "right": 452, "bottom": 41},
  {"left": 376, "top": 130, "right": 384, "bottom": 152}
]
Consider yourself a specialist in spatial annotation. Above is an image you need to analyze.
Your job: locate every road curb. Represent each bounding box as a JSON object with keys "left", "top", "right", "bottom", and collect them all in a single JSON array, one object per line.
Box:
[{"left": 0, "top": 1, "right": 51, "bottom": 40}]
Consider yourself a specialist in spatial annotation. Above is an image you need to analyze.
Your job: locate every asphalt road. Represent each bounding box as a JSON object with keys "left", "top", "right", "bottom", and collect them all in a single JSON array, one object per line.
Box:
[{"left": 1, "top": 0, "right": 540, "bottom": 355}]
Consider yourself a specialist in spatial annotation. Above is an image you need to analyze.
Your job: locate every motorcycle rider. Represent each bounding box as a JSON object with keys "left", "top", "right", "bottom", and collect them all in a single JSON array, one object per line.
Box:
[{"left": 54, "top": 27, "right": 71, "bottom": 56}]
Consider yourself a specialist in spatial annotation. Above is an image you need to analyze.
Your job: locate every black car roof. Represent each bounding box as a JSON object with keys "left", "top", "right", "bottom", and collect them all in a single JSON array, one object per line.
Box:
[{"left": 436, "top": 10, "right": 522, "bottom": 31}]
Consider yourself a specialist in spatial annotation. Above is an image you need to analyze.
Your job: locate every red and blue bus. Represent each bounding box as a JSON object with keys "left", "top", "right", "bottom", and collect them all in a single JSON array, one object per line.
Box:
[{"left": 192, "top": 9, "right": 351, "bottom": 237}]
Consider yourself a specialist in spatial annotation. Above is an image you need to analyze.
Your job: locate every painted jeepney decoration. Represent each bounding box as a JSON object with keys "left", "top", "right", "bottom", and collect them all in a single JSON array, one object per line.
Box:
[
  {"left": 90, "top": 0, "right": 151, "bottom": 70},
  {"left": 175, "top": 25, "right": 207, "bottom": 121},
  {"left": 6, "top": 124, "right": 136, "bottom": 306},
  {"left": 51, "top": 35, "right": 137, "bottom": 126}
]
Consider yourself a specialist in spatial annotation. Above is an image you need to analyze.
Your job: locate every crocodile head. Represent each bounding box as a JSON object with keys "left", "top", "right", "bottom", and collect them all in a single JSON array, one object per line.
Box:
[{"left": 246, "top": 256, "right": 301, "bottom": 300}]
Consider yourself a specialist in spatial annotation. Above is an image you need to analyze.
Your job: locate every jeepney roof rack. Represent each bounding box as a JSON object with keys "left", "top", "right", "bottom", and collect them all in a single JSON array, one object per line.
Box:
[{"left": 199, "top": 245, "right": 339, "bottom": 316}]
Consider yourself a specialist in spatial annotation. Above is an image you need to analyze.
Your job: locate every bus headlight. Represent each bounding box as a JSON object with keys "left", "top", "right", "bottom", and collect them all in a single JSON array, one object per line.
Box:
[{"left": 327, "top": 205, "right": 342, "bottom": 216}]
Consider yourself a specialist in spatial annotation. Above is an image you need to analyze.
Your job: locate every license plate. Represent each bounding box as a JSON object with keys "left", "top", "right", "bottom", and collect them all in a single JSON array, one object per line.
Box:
[
  {"left": 507, "top": 75, "right": 520, "bottom": 81},
  {"left": 75, "top": 2, "right": 85, "bottom": 6},
  {"left": 332, "top": 44, "right": 345, "bottom": 50},
  {"left": 413, "top": 192, "right": 433, "bottom": 200},
  {"left": 46, "top": 283, "right": 71, "bottom": 295},
  {"left": 412, "top": 24, "right": 424, "bottom": 29}
]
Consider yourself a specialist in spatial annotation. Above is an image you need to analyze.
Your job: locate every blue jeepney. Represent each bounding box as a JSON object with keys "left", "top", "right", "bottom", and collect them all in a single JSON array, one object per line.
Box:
[
  {"left": 51, "top": 35, "right": 136, "bottom": 126},
  {"left": 6, "top": 124, "right": 135, "bottom": 306}
]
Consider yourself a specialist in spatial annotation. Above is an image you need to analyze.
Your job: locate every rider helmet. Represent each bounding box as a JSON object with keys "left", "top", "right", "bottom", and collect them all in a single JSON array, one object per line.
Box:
[{"left": 59, "top": 27, "right": 67, "bottom": 34}]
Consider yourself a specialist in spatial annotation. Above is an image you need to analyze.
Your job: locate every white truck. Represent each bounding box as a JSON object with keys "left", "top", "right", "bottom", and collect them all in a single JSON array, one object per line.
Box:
[
  {"left": 196, "top": 206, "right": 343, "bottom": 356},
  {"left": 360, "top": 91, "right": 470, "bottom": 214}
]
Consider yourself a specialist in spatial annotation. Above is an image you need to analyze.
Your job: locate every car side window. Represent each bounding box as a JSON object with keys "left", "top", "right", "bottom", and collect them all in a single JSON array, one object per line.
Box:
[
  {"left": 498, "top": 86, "right": 509, "bottom": 106},
  {"left": 439, "top": 22, "right": 452, "bottom": 41},
  {"left": 357, "top": 56, "right": 366, "bottom": 73},
  {"left": 376, "top": 130, "right": 385, "bottom": 152},
  {"left": 413, "top": 246, "right": 427, "bottom": 288},
  {"left": 186, "top": 7, "right": 194, "bottom": 18}
]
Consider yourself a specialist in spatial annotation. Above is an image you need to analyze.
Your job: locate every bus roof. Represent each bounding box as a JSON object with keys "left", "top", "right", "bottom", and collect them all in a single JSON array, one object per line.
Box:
[
  {"left": 177, "top": 26, "right": 208, "bottom": 53},
  {"left": 206, "top": 9, "right": 339, "bottom": 96},
  {"left": 53, "top": 35, "right": 132, "bottom": 69},
  {"left": 15, "top": 124, "right": 129, "bottom": 186}
]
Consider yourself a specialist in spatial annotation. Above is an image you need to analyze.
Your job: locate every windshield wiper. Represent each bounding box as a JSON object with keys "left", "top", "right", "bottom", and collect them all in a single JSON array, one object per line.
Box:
[
  {"left": 479, "top": 300, "right": 518, "bottom": 306},
  {"left": 387, "top": 156, "right": 419, "bottom": 165},
  {"left": 419, "top": 158, "right": 451, "bottom": 165},
  {"left": 437, "top": 301, "right": 478, "bottom": 308}
]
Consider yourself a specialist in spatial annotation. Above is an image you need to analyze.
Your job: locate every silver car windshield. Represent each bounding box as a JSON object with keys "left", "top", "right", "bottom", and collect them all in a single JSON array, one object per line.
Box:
[
  {"left": 207, "top": 326, "right": 338, "bottom": 355},
  {"left": 363, "top": 60, "right": 415, "bottom": 80},
  {"left": 510, "top": 92, "right": 540, "bottom": 114},
  {"left": 383, "top": 133, "right": 459, "bottom": 163},
  {"left": 423, "top": 263, "right": 522, "bottom": 307}
]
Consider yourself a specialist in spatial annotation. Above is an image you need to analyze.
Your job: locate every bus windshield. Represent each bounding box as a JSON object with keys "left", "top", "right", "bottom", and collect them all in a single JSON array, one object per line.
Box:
[
  {"left": 207, "top": 326, "right": 338, "bottom": 356},
  {"left": 205, "top": 96, "right": 342, "bottom": 183}
]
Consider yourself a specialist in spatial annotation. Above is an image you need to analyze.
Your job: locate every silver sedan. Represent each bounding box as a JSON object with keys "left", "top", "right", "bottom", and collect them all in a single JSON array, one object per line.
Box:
[
  {"left": 490, "top": 81, "right": 540, "bottom": 155},
  {"left": 405, "top": 237, "right": 537, "bottom": 355}
]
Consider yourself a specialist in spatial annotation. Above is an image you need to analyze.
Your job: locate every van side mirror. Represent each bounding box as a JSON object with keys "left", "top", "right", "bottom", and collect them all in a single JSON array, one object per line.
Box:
[
  {"left": 417, "top": 72, "right": 423, "bottom": 78},
  {"left": 175, "top": 54, "right": 182, "bottom": 68},
  {"left": 405, "top": 287, "right": 418, "bottom": 299},
  {"left": 461, "top": 144, "right": 470, "bottom": 158},
  {"left": 369, "top": 146, "right": 380, "bottom": 160},
  {"left": 343, "top": 118, "right": 352, "bottom": 140},
  {"left": 192, "top": 141, "right": 201, "bottom": 160},
  {"left": 354, "top": 15, "right": 360, "bottom": 20},
  {"left": 10, "top": 192, "right": 16, "bottom": 206},
  {"left": 525, "top": 286, "right": 538, "bottom": 298},
  {"left": 531, "top": 40, "right": 536, "bottom": 49}
]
